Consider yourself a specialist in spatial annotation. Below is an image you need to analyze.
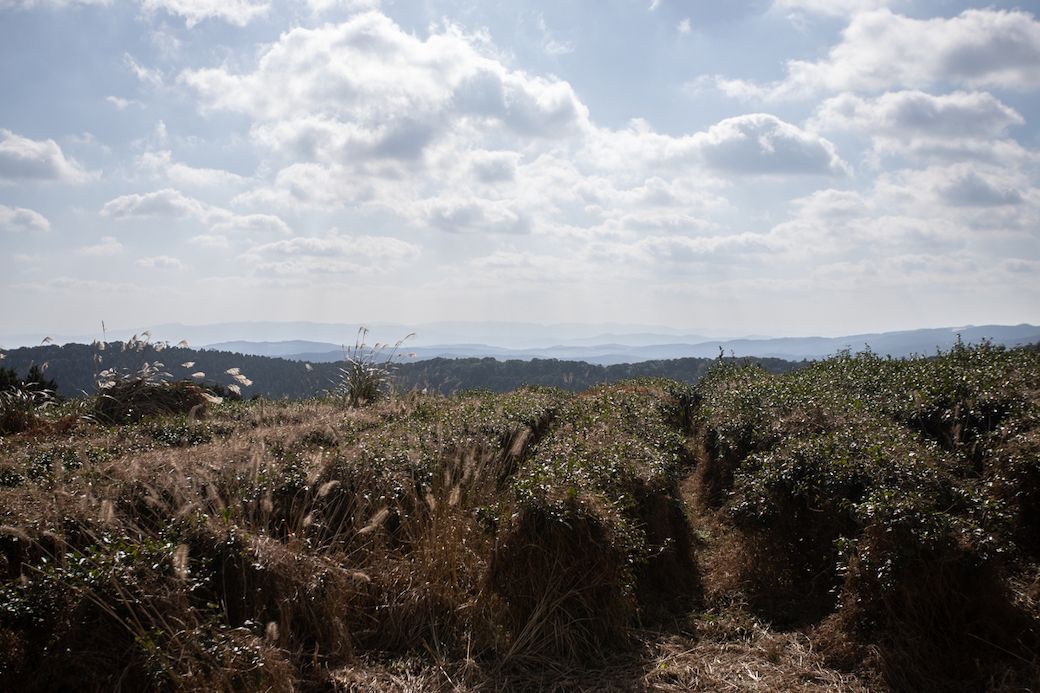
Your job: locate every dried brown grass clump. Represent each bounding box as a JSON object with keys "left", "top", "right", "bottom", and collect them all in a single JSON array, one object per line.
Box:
[
  {"left": 489, "top": 502, "right": 636, "bottom": 664},
  {"left": 821, "top": 526, "right": 1039, "bottom": 693},
  {"left": 0, "top": 403, "right": 360, "bottom": 692},
  {"left": 642, "top": 611, "right": 875, "bottom": 693},
  {"left": 1, "top": 391, "right": 577, "bottom": 690},
  {"left": 194, "top": 529, "right": 361, "bottom": 676},
  {"left": 0, "top": 389, "right": 55, "bottom": 436},
  {"left": 0, "top": 519, "right": 299, "bottom": 692},
  {"left": 92, "top": 379, "right": 211, "bottom": 424}
]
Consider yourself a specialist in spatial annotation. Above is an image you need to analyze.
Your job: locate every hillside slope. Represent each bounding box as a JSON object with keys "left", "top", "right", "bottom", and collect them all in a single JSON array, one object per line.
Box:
[{"left": 0, "top": 343, "right": 1037, "bottom": 691}]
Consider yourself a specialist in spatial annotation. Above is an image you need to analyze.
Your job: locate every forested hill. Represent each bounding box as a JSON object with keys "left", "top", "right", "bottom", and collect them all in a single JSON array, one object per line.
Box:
[{"left": 0, "top": 343, "right": 803, "bottom": 399}]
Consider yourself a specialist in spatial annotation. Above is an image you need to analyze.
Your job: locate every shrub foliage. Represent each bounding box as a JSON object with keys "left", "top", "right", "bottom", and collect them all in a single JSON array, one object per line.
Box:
[
  {"left": 696, "top": 342, "right": 1040, "bottom": 690},
  {"left": 0, "top": 342, "right": 1037, "bottom": 691}
]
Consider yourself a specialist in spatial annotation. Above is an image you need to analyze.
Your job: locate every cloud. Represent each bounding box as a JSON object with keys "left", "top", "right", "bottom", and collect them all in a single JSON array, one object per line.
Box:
[
  {"left": 100, "top": 187, "right": 210, "bottom": 220},
  {"left": 812, "top": 90, "right": 1024, "bottom": 139},
  {"left": 728, "top": 9, "right": 1040, "bottom": 99},
  {"left": 810, "top": 90, "right": 1032, "bottom": 164},
  {"left": 794, "top": 253, "right": 982, "bottom": 292},
  {"left": 124, "top": 53, "right": 162, "bottom": 86},
  {"left": 179, "top": 11, "right": 590, "bottom": 161},
  {"left": 772, "top": 158, "right": 1039, "bottom": 264},
  {"left": 77, "top": 235, "right": 123, "bottom": 256},
  {"left": 467, "top": 250, "right": 582, "bottom": 284},
  {"left": 106, "top": 95, "right": 143, "bottom": 110},
  {"left": 176, "top": 8, "right": 849, "bottom": 256},
  {"left": 693, "top": 114, "right": 849, "bottom": 176},
  {"left": 0, "top": 0, "right": 110, "bottom": 8},
  {"left": 242, "top": 233, "right": 420, "bottom": 276},
  {"left": 249, "top": 115, "right": 440, "bottom": 164},
  {"left": 769, "top": 187, "right": 935, "bottom": 259},
  {"left": 936, "top": 170, "right": 1024, "bottom": 207},
  {"left": 633, "top": 232, "right": 777, "bottom": 263},
  {"left": 772, "top": 0, "right": 897, "bottom": 18},
  {"left": 209, "top": 213, "right": 291, "bottom": 236},
  {"left": 138, "top": 0, "right": 269, "bottom": 27},
  {"left": 578, "top": 174, "right": 726, "bottom": 213},
  {"left": 581, "top": 114, "right": 848, "bottom": 177},
  {"left": 149, "top": 27, "right": 182, "bottom": 58},
  {"left": 188, "top": 234, "right": 230, "bottom": 249},
  {"left": 14, "top": 276, "right": 140, "bottom": 293},
  {"left": 307, "top": 0, "right": 378, "bottom": 14},
  {"left": 879, "top": 137, "right": 1037, "bottom": 167},
  {"left": 1003, "top": 259, "right": 1040, "bottom": 275},
  {"left": 889, "top": 164, "right": 1031, "bottom": 209},
  {"left": 0, "top": 129, "right": 93, "bottom": 183},
  {"left": 419, "top": 196, "right": 530, "bottom": 234},
  {"left": 790, "top": 189, "right": 871, "bottom": 220},
  {"left": 230, "top": 162, "right": 377, "bottom": 210},
  {"left": 247, "top": 234, "right": 418, "bottom": 260},
  {"left": 0, "top": 204, "right": 49, "bottom": 233},
  {"left": 100, "top": 187, "right": 294, "bottom": 240},
  {"left": 138, "top": 150, "right": 249, "bottom": 188},
  {"left": 469, "top": 150, "right": 520, "bottom": 183},
  {"left": 536, "top": 12, "right": 574, "bottom": 56},
  {"left": 137, "top": 254, "right": 184, "bottom": 269}
]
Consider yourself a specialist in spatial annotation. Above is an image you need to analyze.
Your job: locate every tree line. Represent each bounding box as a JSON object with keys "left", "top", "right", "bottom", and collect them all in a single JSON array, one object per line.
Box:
[{"left": 0, "top": 343, "right": 805, "bottom": 400}]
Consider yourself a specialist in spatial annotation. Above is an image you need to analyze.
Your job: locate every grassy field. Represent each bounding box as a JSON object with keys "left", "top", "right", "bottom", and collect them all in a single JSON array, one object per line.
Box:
[{"left": 1, "top": 342, "right": 1038, "bottom": 691}]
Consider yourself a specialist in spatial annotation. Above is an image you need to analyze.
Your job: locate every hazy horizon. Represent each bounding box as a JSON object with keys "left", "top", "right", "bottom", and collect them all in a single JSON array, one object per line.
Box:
[
  {"left": 2, "top": 1, "right": 1038, "bottom": 335},
  {"left": 2, "top": 318, "right": 1038, "bottom": 353}
]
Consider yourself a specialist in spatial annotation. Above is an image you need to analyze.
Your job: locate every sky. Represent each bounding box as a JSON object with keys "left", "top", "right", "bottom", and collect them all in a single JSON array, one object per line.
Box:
[{"left": 1, "top": 0, "right": 1038, "bottom": 340}]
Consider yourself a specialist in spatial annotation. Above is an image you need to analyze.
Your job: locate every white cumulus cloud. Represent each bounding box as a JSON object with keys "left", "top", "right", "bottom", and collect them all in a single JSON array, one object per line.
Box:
[
  {"left": 692, "top": 113, "right": 850, "bottom": 176},
  {"left": 581, "top": 114, "right": 848, "bottom": 178},
  {"left": 137, "top": 150, "right": 249, "bottom": 188},
  {"left": 0, "top": 129, "right": 93, "bottom": 183},
  {"left": 812, "top": 90, "right": 1032, "bottom": 165},
  {"left": 100, "top": 187, "right": 294, "bottom": 240},
  {"left": 812, "top": 90, "right": 1024, "bottom": 138},
  {"left": 0, "top": 204, "right": 49, "bottom": 233},
  {"left": 101, "top": 187, "right": 210, "bottom": 220},
  {"left": 179, "top": 11, "right": 589, "bottom": 160},
  {"left": 728, "top": 9, "right": 1040, "bottom": 99}
]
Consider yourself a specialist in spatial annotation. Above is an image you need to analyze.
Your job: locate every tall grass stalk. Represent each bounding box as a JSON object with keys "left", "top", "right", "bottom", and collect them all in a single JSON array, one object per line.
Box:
[{"left": 334, "top": 327, "right": 414, "bottom": 407}]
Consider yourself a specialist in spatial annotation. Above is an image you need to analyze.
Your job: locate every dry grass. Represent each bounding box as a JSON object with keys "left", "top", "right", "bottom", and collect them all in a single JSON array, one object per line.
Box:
[{"left": 2, "top": 355, "right": 1037, "bottom": 691}]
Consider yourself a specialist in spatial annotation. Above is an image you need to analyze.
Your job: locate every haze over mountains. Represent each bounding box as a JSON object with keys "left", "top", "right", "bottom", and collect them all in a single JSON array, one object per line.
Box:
[
  {"left": 206, "top": 324, "right": 1040, "bottom": 365},
  {"left": 4, "top": 322, "right": 1038, "bottom": 366}
]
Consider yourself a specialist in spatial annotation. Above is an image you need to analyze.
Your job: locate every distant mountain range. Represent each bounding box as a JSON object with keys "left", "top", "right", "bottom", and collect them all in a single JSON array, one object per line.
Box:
[
  {"left": 204, "top": 324, "right": 1040, "bottom": 365},
  {"left": 4, "top": 322, "right": 1038, "bottom": 365}
]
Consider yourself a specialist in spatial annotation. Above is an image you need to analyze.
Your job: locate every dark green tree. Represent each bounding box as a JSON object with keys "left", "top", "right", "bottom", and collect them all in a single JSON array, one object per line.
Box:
[
  {"left": 0, "top": 366, "right": 19, "bottom": 391},
  {"left": 24, "top": 364, "right": 58, "bottom": 394}
]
